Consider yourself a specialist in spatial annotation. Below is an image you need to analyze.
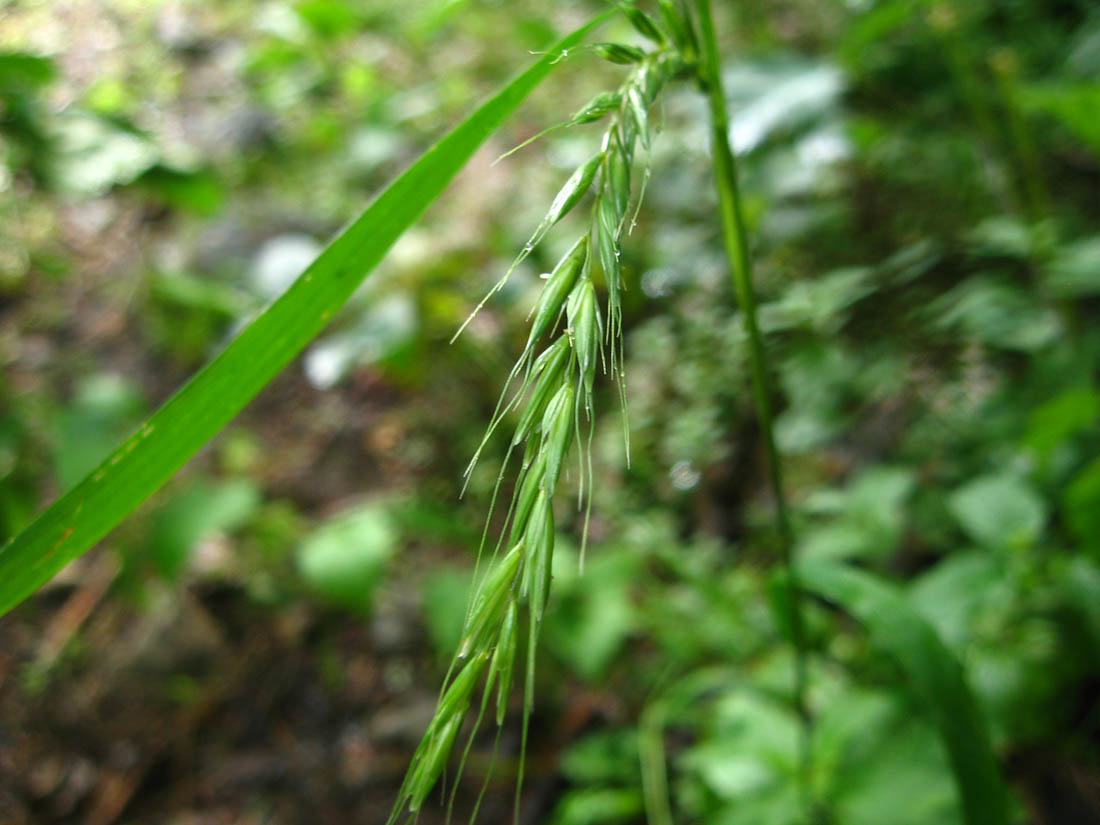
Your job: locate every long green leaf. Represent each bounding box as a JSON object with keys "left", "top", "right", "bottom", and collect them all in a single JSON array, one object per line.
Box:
[
  {"left": 799, "top": 559, "right": 1009, "bottom": 825},
  {"left": 0, "top": 15, "right": 609, "bottom": 617}
]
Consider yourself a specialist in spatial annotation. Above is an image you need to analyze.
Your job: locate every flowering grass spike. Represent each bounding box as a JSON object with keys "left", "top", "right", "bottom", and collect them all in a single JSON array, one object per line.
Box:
[{"left": 387, "top": 4, "right": 701, "bottom": 821}]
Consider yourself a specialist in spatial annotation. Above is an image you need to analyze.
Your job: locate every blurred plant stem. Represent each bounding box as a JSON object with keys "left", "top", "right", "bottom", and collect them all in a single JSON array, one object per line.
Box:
[
  {"left": 928, "top": 4, "right": 1050, "bottom": 224},
  {"left": 694, "top": 0, "right": 813, "bottom": 817},
  {"left": 990, "top": 47, "right": 1052, "bottom": 225}
]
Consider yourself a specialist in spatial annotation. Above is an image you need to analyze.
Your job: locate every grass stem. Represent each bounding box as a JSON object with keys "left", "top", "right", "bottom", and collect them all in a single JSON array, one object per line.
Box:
[{"left": 693, "top": 0, "right": 813, "bottom": 815}]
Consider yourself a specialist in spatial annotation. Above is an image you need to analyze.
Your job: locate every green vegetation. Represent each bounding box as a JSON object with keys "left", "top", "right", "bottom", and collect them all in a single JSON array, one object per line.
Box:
[{"left": 0, "top": 1, "right": 1098, "bottom": 824}]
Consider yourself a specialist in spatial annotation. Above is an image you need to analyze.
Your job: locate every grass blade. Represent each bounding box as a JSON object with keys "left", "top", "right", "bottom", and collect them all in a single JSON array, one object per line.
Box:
[
  {"left": 0, "top": 13, "right": 611, "bottom": 618},
  {"left": 799, "top": 559, "right": 1010, "bottom": 825}
]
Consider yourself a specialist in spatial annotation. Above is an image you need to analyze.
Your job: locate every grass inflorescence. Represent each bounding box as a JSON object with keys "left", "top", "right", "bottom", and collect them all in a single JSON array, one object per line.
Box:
[{"left": 389, "top": 3, "right": 699, "bottom": 821}]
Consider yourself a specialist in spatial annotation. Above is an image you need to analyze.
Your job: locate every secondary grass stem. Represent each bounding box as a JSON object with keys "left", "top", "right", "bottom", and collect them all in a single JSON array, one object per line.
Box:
[{"left": 693, "top": 0, "right": 813, "bottom": 815}]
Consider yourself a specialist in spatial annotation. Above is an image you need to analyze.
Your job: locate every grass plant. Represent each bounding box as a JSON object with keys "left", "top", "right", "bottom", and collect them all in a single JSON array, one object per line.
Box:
[
  {"left": 694, "top": 0, "right": 812, "bottom": 811},
  {"left": 390, "top": 7, "right": 696, "bottom": 817},
  {"left": 0, "top": 4, "right": 1019, "bottom": 825}
]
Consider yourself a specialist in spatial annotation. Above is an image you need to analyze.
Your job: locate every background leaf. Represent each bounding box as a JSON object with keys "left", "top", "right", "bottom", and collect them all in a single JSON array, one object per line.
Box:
[
  {"left": 296, "top": 501, "right": 395, "bottom": 613},
  {"left": 948, "top": 474, "right": 1046, "bottom": 549},
  {"left": 800, "top": 559, "right": 1010, "bottom": 825}
]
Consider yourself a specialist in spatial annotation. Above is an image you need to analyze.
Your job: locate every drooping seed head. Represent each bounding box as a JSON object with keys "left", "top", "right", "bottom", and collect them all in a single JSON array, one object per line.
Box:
[
  {"left": 527, "top": 235, "right": 587, "bottom": 347},
  {"left": 543, "top": 153, "right": 602, "bottom": 231},
  {"left": 619, "top": 2, "right": 665, "bottom": 43},
  {"left": 524, "top": 491, "right": 555, "bottom": 626},
  {"left": 530, "top": 333, "right": 570, "bottom": 376},
  {"left": 520, "top": 490, "right": 549, "bottom": 600},
  {"left": 627, "top": 85, "right": 650, "bottom": 152},
  {"left": 459, "top": 543, "right": 523, "bottom": 658},
  {"left": 408, "top": 713, "right": 462, "bottom": 812},
  {"left": 638, "top": 57, "right": 666, "bottom": 105},
  {"left": 439, "top": 651, "right": 488, "bottom": 724},
  {"left": 407, "top": 649, "right": 490, "bottom": 810},
  {"left": 595, "top": 195, "right": 622, "bottom": 307},
  {"left": 567, "top": 278, "right": 599, "bottom": 391},
  {"left": 618, "top": 108, "right": 639, "bottom": 164},
  {"left": 571, "top": 91, "right": 622, "bottom": 125},
  {"left": 491, "top": 599, "right": 518, "bottom": 725},
  {"left": 607, "top": 142, "right": 631, "bottom": 222},
  {"left": 510, "top": 452, "right": 546, "bottom": 544},
  {"left": 594, "top": 42, "right": 646, "bottom": 65},
  {"left": 540, "top": 382, "right": 576, "bottom": 489},
  {"left": 393, "top": 16, "right": 681, "bottom": 820},
  {"left": 513, "top": 337, "right": 571, "bottom": 445},
  {"left": 657, "top": 0, "right": 698, "bottom": 58}
]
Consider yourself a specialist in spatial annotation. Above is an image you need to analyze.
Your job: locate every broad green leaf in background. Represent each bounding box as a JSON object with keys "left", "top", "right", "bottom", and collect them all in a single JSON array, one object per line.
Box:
[
  {"left": 549, "top": 787, "right": 643, "bottom": 825},
  {"left": 1024, "top": 387, "right": 1100, "bottom": 458},
  {"left": 1058, "top": 557, "right": 1100, "bottom": 654},
  {"left": 811, "top": 686, "right": 962, "bottom": 825},
  {"left": 682, "top": 689, "right": 800, "bottom": 806},
  {"left": 1019, "top": 83, "right": 1100, "bottom": 155},
  {"left": 948, "top": 474, "right": 1046, "bottom": 549},
  {"left": 150, "top": 478, "right": 261, "bottom": 580},
  {"left": 832, "top": 720, "right": 962, "bottom": 825},
  {"left": 420, "top": 566, "right": 473, "bottom": 656},
  {"left": 296, "top": 502, "right": 395, "bottom": 613},
  {"left": 0, "top": 14, "right": 610, "bottom": 618},
  {"left": 134, "top": 164, "right": 226, "bottom": 216},
  {"left": 800, "top": 559, "right": 1010, "bottom": 825},
  {"left": 798, "top": 465, "right": 915, "bottom": 561},
  {"left": 545, "top": 543, "right": 640, "bottom": 681},
  {"left": 54, "top": 374, "right": 146, "bottom": 492},
  {"left": 151, "top": 270, "right": 255, "bottom": 318},
  {"left": 908, "top": 551, "right": 1006, "bottom": 651},
  {"left": 0, "top": 51, "right": 56, "bottom": 88},
  {"left": 1063, "top": 455, "right": 1100, "bottom": 547},
  {"left": 51, "top": 111, "right": 160, "bottom": 195},
  {"left": 561, "top": 728, "right": 642, "bottom": 787},
  {"left": 294, "top": 0, "right": 362, "bottom": 39},
  {"left": 1044, "top": 235, "right": 1100, "bottom": 298},
  {"left": 758, "top": 266, "right": 873, "bottom": 335},
  {"left": 933, "top": 276, "right": 1061, "bottom": 352}
]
